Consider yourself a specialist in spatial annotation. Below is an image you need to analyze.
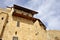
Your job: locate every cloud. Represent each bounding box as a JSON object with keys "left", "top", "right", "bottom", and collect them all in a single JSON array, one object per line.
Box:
[
  {"left": 24, "top": 0, "right": 43, "bottom": 10},
  {"left": 25, "top": 0, "right": 60, "bottom": 30},
  {"left": 0, "top": 0, "right": 60, "bottom": 30},
  {"left": 4, "top": 0, "right": 15, "bottom": 7},
  {"left": 3, "top": 0, "right": 29, "bottom": 7}
]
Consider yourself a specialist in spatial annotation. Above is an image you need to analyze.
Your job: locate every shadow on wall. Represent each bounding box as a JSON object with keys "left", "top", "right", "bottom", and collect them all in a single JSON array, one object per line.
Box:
[{"left": 12, "top": 16, "right": 33, "bottom": 25}]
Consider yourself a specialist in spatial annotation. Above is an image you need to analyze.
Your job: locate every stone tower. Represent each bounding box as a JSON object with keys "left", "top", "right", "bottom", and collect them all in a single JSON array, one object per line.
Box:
[{"left": 0, "top": 4, "right": 46, "bottom": 40}]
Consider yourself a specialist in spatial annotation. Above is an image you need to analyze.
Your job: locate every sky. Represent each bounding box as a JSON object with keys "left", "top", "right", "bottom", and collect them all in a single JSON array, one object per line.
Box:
[{"left": 0, "top": 0, "right": 60, "bottom": 30}]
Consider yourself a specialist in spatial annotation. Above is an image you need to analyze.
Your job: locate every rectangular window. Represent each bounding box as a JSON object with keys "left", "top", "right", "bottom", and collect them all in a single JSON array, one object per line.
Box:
[
  {"left": 13, "top": 37, "right": 18, "bottom": 40},
  {"left": 17, "top": 21, "right": 20, "bottom": 27}
]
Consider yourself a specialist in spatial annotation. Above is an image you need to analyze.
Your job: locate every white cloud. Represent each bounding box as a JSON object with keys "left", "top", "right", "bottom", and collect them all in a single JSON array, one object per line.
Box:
[
  {"left": 25, "top": 0, "right": 60, "bottom": 30},
  {"left": 4, "top": 0, "right": 15, "bottom": 7},
  {"left": 25, "top": 0, "right": 43, "bottom": 10}
]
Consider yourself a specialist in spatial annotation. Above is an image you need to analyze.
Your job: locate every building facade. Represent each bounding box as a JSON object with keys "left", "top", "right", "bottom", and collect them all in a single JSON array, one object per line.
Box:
[
  {"left": 0, "top": 4, "right": 60, "bottom": 40},
  {"left": 47, "top": 30, "right": 60, "bottom": 40},
  {"left": 0, "top": 5, "right": 47, "bottom": 40}
]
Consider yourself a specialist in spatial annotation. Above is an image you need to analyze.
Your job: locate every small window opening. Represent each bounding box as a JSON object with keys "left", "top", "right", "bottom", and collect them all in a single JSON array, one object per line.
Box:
[
  {"left": 17, "top": 21, "right": 20, "bottom": 27},
  {"left": 13, "top": 37, "right": 18, "bottom": 40},
  {"left": 2, "top": 17, "right": 4, "bottom": 20},
  {"left": 15, "top": 31, "right": 17, "bottom": 35}
]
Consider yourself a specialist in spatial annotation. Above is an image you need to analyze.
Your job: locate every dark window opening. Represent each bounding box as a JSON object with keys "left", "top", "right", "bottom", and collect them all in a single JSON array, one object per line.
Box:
[
  {"left": 0, "top": 39, "right": 2, "bottom": 40},
  {"left": 13, "top": 37, "right": 18, "bottom": 40},
  {"left": 15, "top": 31, "right": 17, "bottom": 35},
  {"left": 17, "top": 21, "right": 20, "bottom": 27},
  {"left": 2, "top": 17, "right": 4, "bottom": 20}
]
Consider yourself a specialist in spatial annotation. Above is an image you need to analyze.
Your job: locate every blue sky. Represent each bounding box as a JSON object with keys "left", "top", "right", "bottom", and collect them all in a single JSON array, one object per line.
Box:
[{"left": 0, "top": 0, "right": 60, "bottom": 30}]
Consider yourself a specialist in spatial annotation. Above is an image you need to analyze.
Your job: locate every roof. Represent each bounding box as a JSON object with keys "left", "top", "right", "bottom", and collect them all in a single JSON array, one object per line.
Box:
[
  {"left": 13, "top": 4, "right": 38, "bottom": 15},
  {"left": 12, "top": 12, "right": 46, "bottom": 30}
]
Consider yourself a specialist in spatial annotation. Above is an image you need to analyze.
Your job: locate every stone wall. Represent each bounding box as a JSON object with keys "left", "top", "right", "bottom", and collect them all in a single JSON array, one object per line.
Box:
[
  {"left": 47, "top": 30, "right": 60, "bottom": 40},
  {"left": 0, "top": 8, "right": 47, "bottom": 40}
]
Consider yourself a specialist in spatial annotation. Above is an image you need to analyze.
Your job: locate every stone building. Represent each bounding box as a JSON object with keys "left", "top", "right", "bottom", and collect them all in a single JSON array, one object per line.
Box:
[
  {"left": 47, "top": 30, "right": 60, "bottom": 40},
  {"left": 0, "top": 4, "right": 60, "bottom": 40},
  {"left": 0, "top": 4, "right": 47, "bottom": 40}
]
